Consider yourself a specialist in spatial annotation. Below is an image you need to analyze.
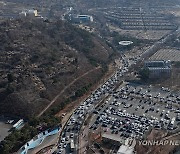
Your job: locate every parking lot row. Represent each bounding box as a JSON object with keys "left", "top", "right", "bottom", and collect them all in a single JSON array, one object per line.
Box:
[{"left": 89, "top": 83, "right": 180, "bottom": 141}]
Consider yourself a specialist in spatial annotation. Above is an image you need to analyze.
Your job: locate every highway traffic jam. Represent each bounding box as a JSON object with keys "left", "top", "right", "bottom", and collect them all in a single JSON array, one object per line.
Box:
[
  {"left": 56, "top": 55, "right": 132, "bottom": 154},
  {"left": 55, "top": 56, "right": 180, "bottom": 154}
]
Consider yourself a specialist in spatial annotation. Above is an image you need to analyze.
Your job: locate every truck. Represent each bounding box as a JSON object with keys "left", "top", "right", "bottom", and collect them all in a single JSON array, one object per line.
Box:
[{"left": 70, "top": 139, "right": 75, "bottom": 152}]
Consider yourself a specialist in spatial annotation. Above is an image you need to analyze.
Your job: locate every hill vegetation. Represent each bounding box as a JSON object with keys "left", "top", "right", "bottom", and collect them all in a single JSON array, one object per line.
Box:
[{"left": 0, "top": 17, "right": 114, "bottom": 118}]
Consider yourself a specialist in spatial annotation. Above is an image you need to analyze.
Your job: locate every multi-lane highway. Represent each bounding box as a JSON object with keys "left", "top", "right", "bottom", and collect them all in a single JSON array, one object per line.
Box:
[
  {"left": 55, "top": 52, "right": 137, "bottom": 154},
  {"left": 54, "top": 27, "right": 180, "bottom": 154}
]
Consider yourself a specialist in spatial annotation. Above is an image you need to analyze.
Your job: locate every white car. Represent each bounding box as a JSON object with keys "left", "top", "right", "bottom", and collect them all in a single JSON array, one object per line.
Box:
[
  {"left": 61, "top": 138, "right": 65, "bottom": 143},
  {"left": 63, "top": 143, "right": 67, "bottom": 148}
]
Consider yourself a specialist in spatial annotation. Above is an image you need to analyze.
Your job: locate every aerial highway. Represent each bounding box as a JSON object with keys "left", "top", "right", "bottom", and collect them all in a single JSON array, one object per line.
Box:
[
  {"left": 55, "top": 27, "right": 180, "bottom": 154},
  {"left": 55, "top": 53, "right": 136, "bottom": 154}
]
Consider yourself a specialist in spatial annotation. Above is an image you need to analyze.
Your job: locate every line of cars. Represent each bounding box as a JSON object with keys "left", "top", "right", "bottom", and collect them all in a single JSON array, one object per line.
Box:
[
  {"left": 55, "top": 56, "right": 136, "bottom": 153},
  {"left": 56, "top": 54, "right": 179, "bottom": 153}
]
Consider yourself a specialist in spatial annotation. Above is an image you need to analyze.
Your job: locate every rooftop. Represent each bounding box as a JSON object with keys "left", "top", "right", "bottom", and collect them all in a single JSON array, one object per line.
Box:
[
  {"left": 148, "top": 67, "right": 171, "bottom": 70},
  {"left": 102, "top": 133, "right": 124, "bottom": 143},
  {"left": 117, "top": 145, "right": 134, "bottom": 154},
  {"left": 119, "top": 41, "right": 133, "bottom": 46}
]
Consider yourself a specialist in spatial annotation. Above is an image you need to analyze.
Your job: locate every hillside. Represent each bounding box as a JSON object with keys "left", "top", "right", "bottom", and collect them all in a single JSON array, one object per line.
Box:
[{"left": 0, "top": 17, "right": 114, "bottom": 118}]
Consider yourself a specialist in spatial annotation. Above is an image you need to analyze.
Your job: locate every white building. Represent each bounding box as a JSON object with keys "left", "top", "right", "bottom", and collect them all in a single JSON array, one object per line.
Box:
[
  {"left": 117, "top": 138, "right": 136, "bottom": 154},
  {"left": 20, "top": 9, "right": 38, "bottom": 17},
  {"left": 70, "top": 14, "right": 93, "bottom": 23}
]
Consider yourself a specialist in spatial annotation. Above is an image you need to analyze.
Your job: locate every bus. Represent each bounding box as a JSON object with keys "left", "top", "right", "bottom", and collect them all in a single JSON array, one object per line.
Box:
[
  {"left": 12, "top": 119, "right": 24, "bottom": 129},
  {"left": 70, "top": 139, "right": 75, "bottom": 152}
]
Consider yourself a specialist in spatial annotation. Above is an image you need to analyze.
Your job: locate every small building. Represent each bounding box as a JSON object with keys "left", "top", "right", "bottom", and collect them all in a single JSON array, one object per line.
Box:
[
  {"left": 78, "top": 15, "right": 93, "bottom": 22},
  {"left": 20, "top": 9, "right": 38, "bottom": 17},
  {"left": 117, "top": 145, "right": 134, "bottom": 154},
  {"left": 102, "top": 133, "right": 124, "bottom": 146},
  {"left": 70, "top": 14, "right": 93, "bottom": 23},
  {"left": 117, "top": 138, "right": 136, "bottom": 154},
  {"left": 102, "top": 134, "right": 136, "bottom": 154}
]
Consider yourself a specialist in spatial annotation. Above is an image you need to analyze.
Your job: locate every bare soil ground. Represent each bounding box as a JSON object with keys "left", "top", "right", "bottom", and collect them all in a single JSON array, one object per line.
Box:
[{"left": 136, "top": 129, "right": 180, "bottom": 154}]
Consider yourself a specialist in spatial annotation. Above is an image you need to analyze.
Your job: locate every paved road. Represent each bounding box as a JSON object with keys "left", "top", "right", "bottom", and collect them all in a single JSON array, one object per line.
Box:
[
  {"left": 55, "top": 53, "right": 136, "bottom": 154},
  {"left": 55, "top": 27, "right": 180, "bottom": 154}
]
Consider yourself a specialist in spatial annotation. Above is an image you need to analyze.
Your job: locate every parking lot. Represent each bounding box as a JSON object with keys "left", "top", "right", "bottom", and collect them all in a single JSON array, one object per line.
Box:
[
  {"left": 55, "top": 48, "right": 180, "bottom": 154},
  {"left": 89, "top": 83, "right": 180, "bottom": 140}
]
